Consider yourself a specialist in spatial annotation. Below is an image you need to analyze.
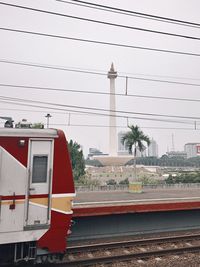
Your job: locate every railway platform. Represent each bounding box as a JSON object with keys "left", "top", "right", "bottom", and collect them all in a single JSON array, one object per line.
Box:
[
  {"left": 73, "top": 187, "right": 200, "bottom": 216},
  {"left": 68, "top": 187, "right": 200, "bottom": 242}
]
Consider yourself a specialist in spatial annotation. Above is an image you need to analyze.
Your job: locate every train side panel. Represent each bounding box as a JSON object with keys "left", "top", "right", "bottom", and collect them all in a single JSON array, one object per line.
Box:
[
  {"left": 37, "top": 130, "right": 75, "bottom": 253},
  {"left": 0, "top": 129, "right": 75, "bottom": 264}
]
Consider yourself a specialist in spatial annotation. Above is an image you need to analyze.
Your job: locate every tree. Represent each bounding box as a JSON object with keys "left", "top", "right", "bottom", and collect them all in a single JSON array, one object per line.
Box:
[
  {"left": 31, "top": 122, "right": 44, "bottom": 129},
  {"left": 121, "top": 125, "right": 150, "bottom": 180},
  {"left": 106, "top": 179, "right": 117, "bottom": 185},
  {"left": 68, "top": 140, "right": 85, "bottom": 182},
  {"left": 119, "top": 178, "right": 129, "bottom": 185},
  {"left": 165, "top": 174, "right": 174, "bottom": 184}
]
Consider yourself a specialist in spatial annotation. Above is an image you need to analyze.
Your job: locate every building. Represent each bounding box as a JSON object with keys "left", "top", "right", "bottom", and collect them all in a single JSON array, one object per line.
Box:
[
  {"left": 118, "top": 131, "right": 129, "bottom": 155},
  {"left": 166, "top": 151, "right": 187, "bottom": 159},
  {"left": 88, "top": 148, "right": 108, "bottom": 159},
  {"left": 148, "top": 139, "right": 158, "bottom": 157},
  {"left": 184, "top": 143, "right": 200, "bottom": 158}
]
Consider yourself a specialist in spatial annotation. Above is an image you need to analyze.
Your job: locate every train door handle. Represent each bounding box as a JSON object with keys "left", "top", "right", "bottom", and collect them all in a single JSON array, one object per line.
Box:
[{"left": 29, "top": 187, "right": 35, "bottom": 191}]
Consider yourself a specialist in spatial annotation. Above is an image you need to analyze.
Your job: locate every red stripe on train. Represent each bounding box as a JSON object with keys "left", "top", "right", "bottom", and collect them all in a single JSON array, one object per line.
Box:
[{"left": 1, "top": 194, "right": 48, "bottom": 200}]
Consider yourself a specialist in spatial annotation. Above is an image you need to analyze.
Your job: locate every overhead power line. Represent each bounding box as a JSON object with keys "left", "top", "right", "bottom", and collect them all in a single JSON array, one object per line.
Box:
[
  {"left": 127, "top": 76, "right": 200, "bottom": 87},
  {"left": 58, "top": 0, "right": 200, "bottom": 29},
  {"left": 51, "top": 123, "right": 197, "bottom": 131},
  {"left": 0, "top": 107, "right": 197, "bottom": 130},
  {"left": 1, "top": 2, "right": 200, "bottom": 41},
  {"left": 58, "top": 1, "right": 200, "bottom": 29},
  {"left": 0, "top": 98, "right": 193, "bottom": 125},
  {"left": 0, "top": 107, "right": 68, "bottom": 115},
  {"left": 0, "top": 59, "right": 106, "bottom": 76},
  {"left": 2, "top": 82, "right": 200, "bottom": 103},
  {"left": 7, "top": 58, "right": 200, "bottom": 82},
  {"left": 0, "top": 94, "right": 198, "bottom": 123},
  {"left": 1, "top": 59, "right": 200, "bottom": 86},
  {"left": 1, "top": 27, "right": 200, "bottom": 57},
  {"left": 0, "top": 115, "right": 195, "bottom": 130}
]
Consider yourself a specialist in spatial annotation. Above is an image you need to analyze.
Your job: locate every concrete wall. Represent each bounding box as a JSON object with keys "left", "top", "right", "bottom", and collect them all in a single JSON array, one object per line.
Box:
[{"left": 69, "top": 210, "right": 200, "bottom": 242}]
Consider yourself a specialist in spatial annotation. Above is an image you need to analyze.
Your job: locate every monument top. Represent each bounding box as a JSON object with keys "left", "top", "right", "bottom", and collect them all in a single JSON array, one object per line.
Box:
[{"left": 108, "top": 63, "right": 117, "bottom": 79}]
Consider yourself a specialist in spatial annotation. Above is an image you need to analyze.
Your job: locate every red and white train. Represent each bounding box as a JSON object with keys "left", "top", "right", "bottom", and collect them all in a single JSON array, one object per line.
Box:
[{"left": 0, "top": 127, "right": 75, "bottom": 264}]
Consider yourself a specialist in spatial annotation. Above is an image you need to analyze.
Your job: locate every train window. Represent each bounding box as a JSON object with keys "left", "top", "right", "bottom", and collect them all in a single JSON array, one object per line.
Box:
[{"left": 32, "top": 155, "right": 48, "bottom": 183}]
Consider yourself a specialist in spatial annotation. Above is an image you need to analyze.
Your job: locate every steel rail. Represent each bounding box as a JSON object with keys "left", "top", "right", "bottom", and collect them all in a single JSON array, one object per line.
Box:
[
  {"left": 67, "top": 233, "right": 200, "bottom": 253},
  {"left": 60, "top": 245, "right": 200, "bottom": 266}
]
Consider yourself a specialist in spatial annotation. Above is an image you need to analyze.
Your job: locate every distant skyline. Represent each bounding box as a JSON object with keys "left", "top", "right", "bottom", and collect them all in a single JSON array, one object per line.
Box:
[{"left": 1, "top": 0, "right": 200, "bottom": 157}]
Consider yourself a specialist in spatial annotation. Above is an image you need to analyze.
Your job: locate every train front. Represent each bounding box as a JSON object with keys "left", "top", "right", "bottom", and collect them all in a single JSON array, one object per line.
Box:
[{"left": 0, "top": 128, "right": 75, "bottom": 265}]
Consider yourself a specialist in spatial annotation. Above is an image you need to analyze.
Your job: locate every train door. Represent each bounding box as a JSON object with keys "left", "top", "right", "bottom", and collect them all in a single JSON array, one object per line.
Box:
[{"left": 25, "top": 139, "right": 53, "bottom": 228}]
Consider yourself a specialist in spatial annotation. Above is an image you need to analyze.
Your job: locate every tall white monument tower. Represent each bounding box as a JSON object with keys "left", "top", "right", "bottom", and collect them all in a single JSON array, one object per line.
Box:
[
  {"left": 93, "top": 63, "right": 133, "bottom": 166},
  {"left": 107, "top": 63, "right": 117, "bottom": 156}
]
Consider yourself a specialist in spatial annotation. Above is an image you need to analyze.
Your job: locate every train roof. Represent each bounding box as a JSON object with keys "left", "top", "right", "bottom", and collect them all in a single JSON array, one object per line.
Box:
[{"left": 0, "top": 128, "right": 59, "bottom": 138}]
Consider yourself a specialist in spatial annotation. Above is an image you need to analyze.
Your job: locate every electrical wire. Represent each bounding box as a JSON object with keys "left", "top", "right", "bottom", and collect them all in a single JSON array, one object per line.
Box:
[
  {"left": 1, "top": 27, "right": 200, "bottom": 57},
  {"left": 0, "top": 100, "right": 198, "bottom": 130},
  {"left": 2, "top": 59, "right": 200, "bottom": 86},
  {"left": 0, "top": 95, "right": 198, "bottom": 123},
  {"left": 0, "top": 100, "right": 194, "bottom": 126},
  {"left": 0, "top": 59, "right": 106, "bottom": 76},
  {"left": 1, "top": 2, "right": 200, "bottom": 41},
  {"left": 0, "top": 107, "right": 68, "bottom": 115},
  {"left": 45, "top": 122, "right": 197, "bottom": 131},
  {"left": 0, "top": 115, "right": 196, "bottom": 130},
  {"left": 58, "top": 0, "right": 200, "bottom": 30},
  {"left": 0, "top": 2, "right": 200, "bottom": 41},
  {"left": 2, "top": 82, "right": 200, "bottom": 103},
  {"left": 0, "top": 99, "right": 187, "bottom": 124},
  {"left": 55, "top": 1, "right": 163, "bottom": 28},
  {"left": 60, "top": 0, "right": 200, "bottom": 29},
  {"left": 0, "top": 107, "right": 198, "bottom": 128}
]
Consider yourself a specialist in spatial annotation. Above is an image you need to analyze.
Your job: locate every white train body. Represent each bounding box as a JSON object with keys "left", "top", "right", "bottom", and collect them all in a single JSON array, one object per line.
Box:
[{"left": 0, "top": 128, "right": 75, "bottom": 264}]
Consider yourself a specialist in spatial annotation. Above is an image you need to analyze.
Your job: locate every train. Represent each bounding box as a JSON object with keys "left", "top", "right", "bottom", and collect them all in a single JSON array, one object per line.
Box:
[{"left": 0, "top": 127, "right": 75, "bottom": 264}]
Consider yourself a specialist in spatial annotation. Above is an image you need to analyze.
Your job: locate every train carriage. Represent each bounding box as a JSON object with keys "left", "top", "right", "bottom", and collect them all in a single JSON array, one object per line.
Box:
[{"left": 0, "top": 128, "right": 75, "bottom": 264}]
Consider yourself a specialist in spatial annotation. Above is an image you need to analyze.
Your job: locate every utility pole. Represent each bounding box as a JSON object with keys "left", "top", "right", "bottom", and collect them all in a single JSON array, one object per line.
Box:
[
  {"left": 171, "top": 133, "right": 175, "bottom": 151},
  {"left": 45, "top": 113, "right": 52, "bottom": 128}
]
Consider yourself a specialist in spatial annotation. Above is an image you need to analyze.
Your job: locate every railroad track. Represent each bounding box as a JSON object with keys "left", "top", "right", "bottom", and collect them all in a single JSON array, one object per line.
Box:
[{"left": 59, "top": 233, "right": 200, "bottom": 266}]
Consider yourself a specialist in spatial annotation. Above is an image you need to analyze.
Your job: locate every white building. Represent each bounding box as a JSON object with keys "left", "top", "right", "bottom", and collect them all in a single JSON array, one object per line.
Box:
[
  {"left": 166, "top": 151, "right": 187, "bottom": 159},
  {"left": 88, "top": 148, "right": 108, "bottom": 159},
  {"left": 118, "top": 131, "right": 128, "bottom": 155},
  {"left": 184, "top": 143, "right": 200, "bottom": 158},
  {"left": 148, "top": 139, "right": 158, "bottom": 157}
]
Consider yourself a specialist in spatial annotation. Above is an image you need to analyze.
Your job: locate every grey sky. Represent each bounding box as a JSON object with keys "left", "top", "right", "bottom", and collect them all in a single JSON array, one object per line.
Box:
[{"left": 1, "top": 0, "right": 200, "bottom": 156}]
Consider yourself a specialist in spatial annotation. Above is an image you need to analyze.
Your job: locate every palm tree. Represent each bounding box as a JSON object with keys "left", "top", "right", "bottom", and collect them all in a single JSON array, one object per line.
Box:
[{"left": 121, "top": 125, "right": 150, "bottom": 181}]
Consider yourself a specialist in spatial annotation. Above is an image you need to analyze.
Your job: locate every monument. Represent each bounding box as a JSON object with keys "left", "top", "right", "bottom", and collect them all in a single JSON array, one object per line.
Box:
[
  {"left": 93, "top": 63, "right": 133, "bottom": 166},
  {"left": 108, "top": 63, "right": 117, "bottom": 156}
]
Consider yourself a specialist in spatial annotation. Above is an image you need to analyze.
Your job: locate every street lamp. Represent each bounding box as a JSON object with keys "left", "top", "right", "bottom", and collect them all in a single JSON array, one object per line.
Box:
[{"left": 45, "top": 113, "right": 52, "bottom": 128}]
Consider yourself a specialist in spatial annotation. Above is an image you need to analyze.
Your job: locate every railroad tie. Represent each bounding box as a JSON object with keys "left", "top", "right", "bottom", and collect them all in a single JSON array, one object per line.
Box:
[
  {"left": 155, "top": 257, "right": 162, "bottom": 261},
  {"left": 68, "top": 255, "right": 75, "bottom": 261},
  {"left": 139, "top": 247, "right": 147, "bottom": 252},
  {"left": 123, "top": 249, "right": 130, "bottom": 254},
  {"left": 185, "top": 242, "right": 192, "bottom": 247},
  {"left": 137, "top": 260, "right": 145, "bottom": 264},
  {"left": 173, "top": 255, "right": 180, "bottom": 259},
  {"left": 87, "top": 253, "right": 94, "bottom": 258},
  {"left": 105, "top": 251, "right": 112, "bottom": 256}
]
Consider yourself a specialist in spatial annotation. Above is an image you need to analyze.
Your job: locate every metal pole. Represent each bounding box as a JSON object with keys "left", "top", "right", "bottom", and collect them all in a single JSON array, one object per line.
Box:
[{"left": 45, "top": 113, "right": 52, "bottom": 128}]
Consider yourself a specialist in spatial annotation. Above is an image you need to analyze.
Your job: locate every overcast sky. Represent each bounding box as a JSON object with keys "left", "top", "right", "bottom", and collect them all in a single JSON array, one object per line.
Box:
[{"left": 1, "top": 0, "right": 200, "bottom": 156}]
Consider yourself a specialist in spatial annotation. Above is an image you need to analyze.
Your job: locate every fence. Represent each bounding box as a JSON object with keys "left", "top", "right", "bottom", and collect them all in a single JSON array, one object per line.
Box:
[{"left": 75, "top": 183, "right": 200, "bottom": 192}]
